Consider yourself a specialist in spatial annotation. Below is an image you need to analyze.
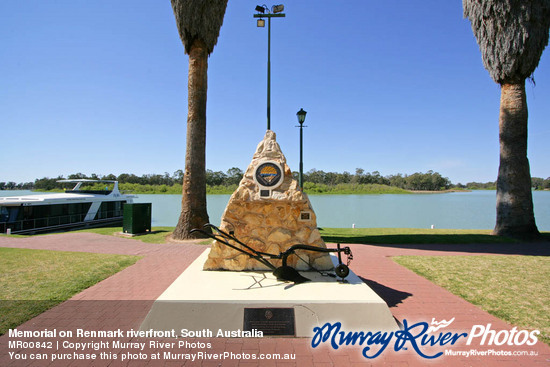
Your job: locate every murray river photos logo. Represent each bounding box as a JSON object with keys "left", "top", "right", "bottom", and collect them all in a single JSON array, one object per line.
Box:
[{"left": 311, "top": 318, "right": 540, "bottom": 359}]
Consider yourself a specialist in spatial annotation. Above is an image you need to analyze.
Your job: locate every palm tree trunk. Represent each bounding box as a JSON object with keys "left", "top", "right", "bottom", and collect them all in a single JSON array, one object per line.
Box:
[
  {"left": 493, "top": 82, "right": 539, "bottom": 239},
  {"left": 172, "top": 39, "right": 210, "bottom": 239}
]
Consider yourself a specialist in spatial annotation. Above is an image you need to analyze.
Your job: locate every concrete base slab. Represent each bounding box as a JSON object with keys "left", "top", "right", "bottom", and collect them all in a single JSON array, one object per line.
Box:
[{"left": 140, "top": 249, "right": 398, "bottom": 337}]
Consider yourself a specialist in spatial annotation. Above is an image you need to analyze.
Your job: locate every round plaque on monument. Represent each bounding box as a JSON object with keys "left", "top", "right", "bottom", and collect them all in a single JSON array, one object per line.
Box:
[{"left": 254, "top": 161, "right": 284, "bottom": 189}]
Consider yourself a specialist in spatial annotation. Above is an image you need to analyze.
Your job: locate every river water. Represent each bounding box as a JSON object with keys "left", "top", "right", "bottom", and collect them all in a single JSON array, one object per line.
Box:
[
  {"left": 2, "top": 190, "right": 549, "bottom": 230},
  {"left": 134, "top": 190, "right": 550, "bottom": 230}
]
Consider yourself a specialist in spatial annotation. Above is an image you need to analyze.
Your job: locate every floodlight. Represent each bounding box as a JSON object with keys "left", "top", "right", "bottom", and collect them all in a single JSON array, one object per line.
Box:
[
  {"left": 272, "top": 4, "right": 284, "bottom": 13},
  {"left": 255, "top": 5, "right": 265, "bottom": 13}
]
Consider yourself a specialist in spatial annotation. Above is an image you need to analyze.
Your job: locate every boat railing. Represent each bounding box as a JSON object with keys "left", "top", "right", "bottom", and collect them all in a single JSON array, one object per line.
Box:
[
  {"left": 65, "top": 190, "right": 112, "bottom": 195},
  {"left": 1, "top": 209, "right": 123, "bottom": 234}
]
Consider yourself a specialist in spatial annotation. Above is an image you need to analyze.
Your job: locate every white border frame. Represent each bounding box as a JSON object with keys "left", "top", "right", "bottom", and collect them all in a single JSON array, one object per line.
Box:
[{"left": 253, "top": 160, "right": 285, "bottom": 190}]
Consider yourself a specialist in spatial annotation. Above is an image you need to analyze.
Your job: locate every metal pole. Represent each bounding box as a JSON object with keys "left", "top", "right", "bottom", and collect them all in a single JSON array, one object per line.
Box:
[
  {"left": 299, "top": 124, "right": 303, "bottom": 189},
  {"left": 267, "top": 16, "right": 271, "bottom": 131},
  {"left": 254, "top": 12, "right": 284, "bottom": 130}
]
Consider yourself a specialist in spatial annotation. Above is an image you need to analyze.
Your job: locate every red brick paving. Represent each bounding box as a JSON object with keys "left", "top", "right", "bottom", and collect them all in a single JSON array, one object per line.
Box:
[{"left": 1, "top": 233, "right": 549, "bottom": 366}]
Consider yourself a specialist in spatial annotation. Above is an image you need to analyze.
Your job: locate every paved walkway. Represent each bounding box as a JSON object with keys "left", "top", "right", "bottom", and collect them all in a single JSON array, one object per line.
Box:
[{"left": 0, "top": 233, "right": 549, "bottom": 366}]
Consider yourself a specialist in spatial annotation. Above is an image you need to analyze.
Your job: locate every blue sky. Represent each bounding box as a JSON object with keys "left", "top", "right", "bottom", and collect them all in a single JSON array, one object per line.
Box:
[{"left": 1, "top": 0, "right": 549, "bottom": 185}]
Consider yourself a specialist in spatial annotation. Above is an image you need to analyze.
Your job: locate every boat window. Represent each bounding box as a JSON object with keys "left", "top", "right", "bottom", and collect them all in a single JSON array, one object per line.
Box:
[
  {"left": 22, "top": 206, "right": 34, "bottom": 219},
  {"left": 68, "top": 203, "right": 91, "bottom": 215},
  {"left": 95, "top": 201, "right": 125, "bottom": 219},
  {"left": 114, "top": 201, "right": 123, "bottom": 216},
  {"left": 8, "top": 207, "right": 20, "bottom": 222},
  {"left": 0, "top": 207, "right": 8, "bottom": 222},
  {"left": 50, "top": 204, "right": 68, "bottom": 217}
]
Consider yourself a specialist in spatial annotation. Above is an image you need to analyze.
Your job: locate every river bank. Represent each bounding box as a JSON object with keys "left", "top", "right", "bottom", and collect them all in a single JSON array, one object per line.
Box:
[{"left": 26, "top": 184, "right": 469, "bottom": 195}]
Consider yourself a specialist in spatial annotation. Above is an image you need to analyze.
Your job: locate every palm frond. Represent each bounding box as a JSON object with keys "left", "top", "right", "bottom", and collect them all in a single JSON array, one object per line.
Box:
[
  {"left": 171, "top": 0, "right": 229, "bottom": 55},
  {"left": 463, "top": 0, "right": 550, "bottom": 83}
]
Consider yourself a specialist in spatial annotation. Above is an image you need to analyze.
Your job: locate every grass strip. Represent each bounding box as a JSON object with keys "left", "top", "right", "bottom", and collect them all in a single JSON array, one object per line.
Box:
[
  {"left": 6, "top": 227, "right": 546, "bottom": 246},
  {"left": 71, "top": 226, "right": 176, "bottom": 244},
  {"left": 74, "top": 227, "right": 522, "bottom": 245},
  {"left": 319, "top": 228, "right": 520, "bottom": 244},
  {"left": 0, "top": 248, "right": 140, "bottom": 335},
  {"left": 8, "top": 227, "right": 525, "bottom": 245},
  {"left": 393, "top": 255, "right": 550, "bottom": 345},
  {"left": 70, "top": 227, "right": 212, "bottom": 245}
]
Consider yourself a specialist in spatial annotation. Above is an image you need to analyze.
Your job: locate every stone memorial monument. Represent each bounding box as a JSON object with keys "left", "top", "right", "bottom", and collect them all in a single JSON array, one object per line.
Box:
[
  {"left": 140, "top": 131, "right": 399, "bottom": 337},
  {"left": 204, "top": 130, "right": 333, "bottom": 271}
]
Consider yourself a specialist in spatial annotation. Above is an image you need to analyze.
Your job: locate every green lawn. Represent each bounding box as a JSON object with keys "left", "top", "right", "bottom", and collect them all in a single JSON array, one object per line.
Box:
[
  {"left": 393, "top": 255, "right": 550, "bottom": 345},
  {"left": 319, "top": 227, "right": 521, "bottom": 244},
  {"left": 6, "top": 227, "right": 546, "bottom": 245},
  {"left": 2, "top": 226, "right": 177, "bottom": 244},
  {"left": 70, "top": 226, "right": 213, "bottom": 245},
  {"left": 67, "top": 226, "right": 527, "bottom": 245},
  {"left": 72, "top": 226, "right": 177, "bottom": 244},
  {"left": 0, "top": 248, "right": 141, "bottom": 335}
]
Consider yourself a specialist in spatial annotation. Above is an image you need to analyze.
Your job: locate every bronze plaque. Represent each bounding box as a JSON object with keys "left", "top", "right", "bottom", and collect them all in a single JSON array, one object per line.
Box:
[{"left": 243, "top": 308, "right": 295, "bottom": 336}]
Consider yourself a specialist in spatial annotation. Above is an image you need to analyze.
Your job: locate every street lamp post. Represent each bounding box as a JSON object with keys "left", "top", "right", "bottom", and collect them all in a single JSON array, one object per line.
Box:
[
  {"left": 254, "top": 5, "right": 285, "bottom": 131},
  {"left": 296, "top": 108, "right": 307, "bottom": 189}
]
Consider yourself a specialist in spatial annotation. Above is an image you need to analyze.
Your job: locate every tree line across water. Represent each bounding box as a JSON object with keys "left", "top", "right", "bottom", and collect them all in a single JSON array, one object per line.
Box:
[{"left": 2, "top": 169, "right": 550, "bottom": 194}]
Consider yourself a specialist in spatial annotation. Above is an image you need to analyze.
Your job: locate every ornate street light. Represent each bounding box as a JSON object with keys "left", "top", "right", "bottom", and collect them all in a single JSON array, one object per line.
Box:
[
  {"left": 296, "top": 108, "right": 307, "bottom": 189},
  {"left": 254, "top": 5, "right": 286, "bottom": 131}
]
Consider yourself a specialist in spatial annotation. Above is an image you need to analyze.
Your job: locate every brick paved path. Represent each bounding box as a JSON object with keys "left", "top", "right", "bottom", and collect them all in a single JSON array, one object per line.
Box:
[{"left": 0, "top": 233, "right": 549, "bottom": 366}]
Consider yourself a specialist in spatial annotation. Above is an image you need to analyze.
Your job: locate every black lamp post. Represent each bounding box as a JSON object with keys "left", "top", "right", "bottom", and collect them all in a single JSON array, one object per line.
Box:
[
  {"left": 254, "top": 5, "right": 286, "bottom": 131},
  {"left": 296, "top": 108, "right": 307, "bottom": 189}
]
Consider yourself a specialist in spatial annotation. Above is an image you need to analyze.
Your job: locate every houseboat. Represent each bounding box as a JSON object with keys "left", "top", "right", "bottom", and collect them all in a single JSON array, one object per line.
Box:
[{"left": 0, "top": 180, "right": 135, "bottom": 234}]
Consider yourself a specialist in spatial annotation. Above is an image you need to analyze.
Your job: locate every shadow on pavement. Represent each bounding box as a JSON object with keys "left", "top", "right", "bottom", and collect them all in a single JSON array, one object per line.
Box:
[
  {"left": 323, "top": 233, "right": 550, "bottom": 256},
  {"left": 359, "top": 276, "right": 413, "bottom": 308}
]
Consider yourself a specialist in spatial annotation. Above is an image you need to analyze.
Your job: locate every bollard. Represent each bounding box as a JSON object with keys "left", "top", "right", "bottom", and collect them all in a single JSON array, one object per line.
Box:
[{"left": 6, "top": 228, "right": 12, "bottom": 235}]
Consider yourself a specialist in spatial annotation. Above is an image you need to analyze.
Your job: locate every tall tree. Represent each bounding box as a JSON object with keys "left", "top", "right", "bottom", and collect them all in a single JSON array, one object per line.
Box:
[
  {"left": 463, "top": 0, "right": 550, "bottom": 239},
  {"left": 170, "top": 0, "right": 228, "bottom": 239}
]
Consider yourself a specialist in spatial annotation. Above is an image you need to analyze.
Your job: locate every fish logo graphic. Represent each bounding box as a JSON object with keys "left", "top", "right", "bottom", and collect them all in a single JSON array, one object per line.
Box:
[{"left": 427, "top": 317, "right": 455, "bottom": 333}]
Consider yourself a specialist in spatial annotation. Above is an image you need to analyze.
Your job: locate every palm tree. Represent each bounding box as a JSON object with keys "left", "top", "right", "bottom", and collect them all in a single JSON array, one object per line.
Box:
[
  {"left": 170, "top": 0, "right": 228, "bottom": 239},
  {"left": 463, "top": 0, "right": 550, "bottom": 239}
]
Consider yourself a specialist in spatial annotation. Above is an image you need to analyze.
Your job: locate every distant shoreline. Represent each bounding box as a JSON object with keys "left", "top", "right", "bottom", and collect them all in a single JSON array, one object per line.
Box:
[
  {"left": 407, "top": 189, "right": 471, "bottom": 194},
  {"left": 5, "top": 188, "right": 550, "bottom": 196},
  {"left": 4, "top": 188, "right": 474, "bottom": 195}
]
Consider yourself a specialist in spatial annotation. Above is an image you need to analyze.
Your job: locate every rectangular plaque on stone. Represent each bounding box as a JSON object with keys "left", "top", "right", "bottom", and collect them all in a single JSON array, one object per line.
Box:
[{"left": 243, "top": 308, "right": 295, "bottom": 336}]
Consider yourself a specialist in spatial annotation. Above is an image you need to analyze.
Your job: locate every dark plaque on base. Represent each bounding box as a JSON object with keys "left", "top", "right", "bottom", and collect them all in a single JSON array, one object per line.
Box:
[{"left": 243, "top": 308, "right": 295, "bottom": 336}]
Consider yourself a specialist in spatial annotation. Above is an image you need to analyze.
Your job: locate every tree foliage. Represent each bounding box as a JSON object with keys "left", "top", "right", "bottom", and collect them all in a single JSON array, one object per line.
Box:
[
  {"left": 301, "top": 169, "right": 452, "bottom": 191},
  {"left": 171, "top": 0, "right": 228, "bottom": 54},
  {"left": 463, "top": 0, "right": 550, "bottom": 84},
  {"left": 5, "top": 170, "right": 549, "bottom": 193}
]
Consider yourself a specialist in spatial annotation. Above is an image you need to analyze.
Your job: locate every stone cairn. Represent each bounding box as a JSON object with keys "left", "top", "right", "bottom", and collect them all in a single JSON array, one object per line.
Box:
[{"left": 204, "top": 130, "right": 333, "bottom": 271}]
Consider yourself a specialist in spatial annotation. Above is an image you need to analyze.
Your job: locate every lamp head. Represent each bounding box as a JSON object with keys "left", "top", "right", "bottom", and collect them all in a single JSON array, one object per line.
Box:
[
  {"left": 296, "top": 108, "right": 307, "bottom": 124},
  {"left": 255, "top": 5, "right": 265, "bottom": 13},
  {"left": 257, "top": 18, "right": 265, "bottom": 27}
]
